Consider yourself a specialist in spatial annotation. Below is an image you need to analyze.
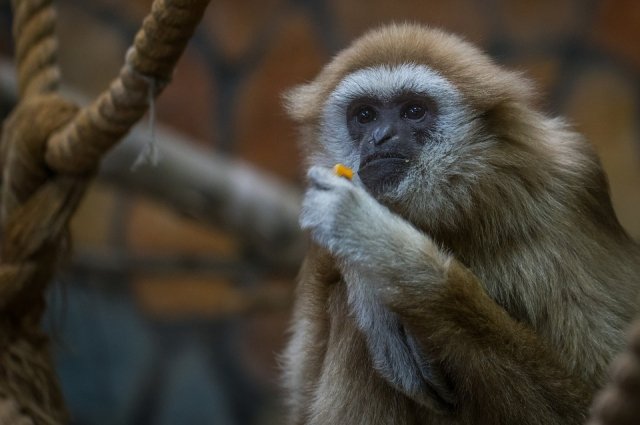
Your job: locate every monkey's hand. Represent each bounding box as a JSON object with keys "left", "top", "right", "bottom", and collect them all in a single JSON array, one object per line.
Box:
[
  {"left": 300, "top": 165, "right": 371, "bottom": 258},
  {"left": 300, "top": 166, "right": 449, "bottom": 283},
  {"left": 300, "top": 165, "right": 401, "bottom": 261}
]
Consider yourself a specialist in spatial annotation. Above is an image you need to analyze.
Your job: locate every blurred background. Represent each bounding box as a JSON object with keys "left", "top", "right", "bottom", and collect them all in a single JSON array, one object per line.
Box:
[{"left": 0, "top": 0, "right": 639, "bottom": 424}]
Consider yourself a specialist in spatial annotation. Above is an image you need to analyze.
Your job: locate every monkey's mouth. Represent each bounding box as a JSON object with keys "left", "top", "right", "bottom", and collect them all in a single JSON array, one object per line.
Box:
[
  {"left": 360, "top": 152, "right": 409, "bottom": 169},
  {"left": 358, "top": 153, "right": 411, "bottom": 195}
]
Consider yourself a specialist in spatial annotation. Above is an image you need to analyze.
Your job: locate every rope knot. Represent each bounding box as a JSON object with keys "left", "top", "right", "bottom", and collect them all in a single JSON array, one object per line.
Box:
[
  {"left": 1, "top": 94, "right": 78, "bottom": 220},
  {"left": 0, "top": 93, "right": 78, "bottom": 424},
  {"left": 0, "top": 0, "right": 211, "bottom": 422},
  {"left": 0, "top": 94, "right": 82, "bottom": 313}
]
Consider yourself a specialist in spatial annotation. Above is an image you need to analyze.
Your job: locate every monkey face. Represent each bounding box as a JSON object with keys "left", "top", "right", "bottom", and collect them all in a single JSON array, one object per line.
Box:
[
  {"left": 320, "top": 64, "right": 480, "bottom": 228},
  {"left": 287, "top": 24, "right": 615, "bottom": 253},
  {"left": 346, "top": 93, "right": 437, "bottom": 196}
]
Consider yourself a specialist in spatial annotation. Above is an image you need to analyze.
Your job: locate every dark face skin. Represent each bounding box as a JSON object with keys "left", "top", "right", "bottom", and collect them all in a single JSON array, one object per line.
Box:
[{"left": 347, "top": 94, "right": 437, "bottom": 196}]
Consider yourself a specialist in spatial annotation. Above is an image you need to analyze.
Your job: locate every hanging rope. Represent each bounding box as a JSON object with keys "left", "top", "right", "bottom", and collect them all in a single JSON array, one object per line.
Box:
[
  {"left": 0, "top": 0, "right": 210, "bottom": 422},
  {"left": 11, "top": 0, "right": 60, "bottom": 98},
  {"left": 46, "top": 0, "right": 210, "bottom": 174}
]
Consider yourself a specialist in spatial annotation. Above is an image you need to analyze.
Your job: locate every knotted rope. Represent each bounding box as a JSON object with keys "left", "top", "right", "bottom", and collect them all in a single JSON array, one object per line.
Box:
[{"left": 0, "top": 0, "right": 210, "bottom": 422}]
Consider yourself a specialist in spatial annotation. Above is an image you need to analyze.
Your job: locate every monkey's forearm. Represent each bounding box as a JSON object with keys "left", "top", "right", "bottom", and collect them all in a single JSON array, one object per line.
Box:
[{"left": 394, "top": 263, "right": 593, "bottom": 424}]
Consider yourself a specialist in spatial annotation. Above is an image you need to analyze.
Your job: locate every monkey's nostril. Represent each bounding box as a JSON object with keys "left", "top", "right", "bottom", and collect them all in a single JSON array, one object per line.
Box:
[{"left": 374, "top": 134, "right": 392, "bottom": 146}]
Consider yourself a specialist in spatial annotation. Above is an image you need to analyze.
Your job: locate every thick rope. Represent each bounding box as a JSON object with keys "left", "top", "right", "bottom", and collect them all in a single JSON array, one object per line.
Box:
[
  {"left": 46, "top": 0, "right": 210, "bottom": 174},
  {"left": 0, "top": 0, "right": 210, "bottom": 422},
  {"left": 11, "top": 0, "right": 60, "bottom": 98},
  {"left": 0, "top": 95, "right": 81, "bottom": 425}
]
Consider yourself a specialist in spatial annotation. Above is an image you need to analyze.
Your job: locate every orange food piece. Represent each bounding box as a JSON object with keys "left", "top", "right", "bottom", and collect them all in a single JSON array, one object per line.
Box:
[{"left": 333, "top": 163, "right": 354, "bottom": 180}]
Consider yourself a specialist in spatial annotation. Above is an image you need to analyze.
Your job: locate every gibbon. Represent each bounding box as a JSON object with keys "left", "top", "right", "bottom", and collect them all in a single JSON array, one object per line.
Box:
[{"left": 283, "top": 23, "right": 640, "bottom": 425}]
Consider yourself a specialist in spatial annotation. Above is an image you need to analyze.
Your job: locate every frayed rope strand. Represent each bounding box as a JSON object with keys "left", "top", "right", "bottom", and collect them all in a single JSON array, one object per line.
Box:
[{"left": 131, "top": 76, "right": 161, "bottom": 170}]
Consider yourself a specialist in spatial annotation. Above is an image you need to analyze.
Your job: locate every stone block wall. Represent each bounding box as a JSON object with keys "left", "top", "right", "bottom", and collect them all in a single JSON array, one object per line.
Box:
[{"left": 1, "top": 1, "right": 639, "bottom": 424}]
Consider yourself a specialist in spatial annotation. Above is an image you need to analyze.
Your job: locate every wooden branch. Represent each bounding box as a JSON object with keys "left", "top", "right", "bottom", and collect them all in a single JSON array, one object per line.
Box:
[{"left": 103, "top": 127, "right": 305, "bottom": 268}]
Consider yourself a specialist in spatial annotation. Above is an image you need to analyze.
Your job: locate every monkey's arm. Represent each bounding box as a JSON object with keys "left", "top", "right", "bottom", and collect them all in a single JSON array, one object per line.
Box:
[
  {"left": 405, "top": 262, "right": 592, "bottom": 424},
  {"left": 300, "top": 166, "right": 592, "bottom": 424}
]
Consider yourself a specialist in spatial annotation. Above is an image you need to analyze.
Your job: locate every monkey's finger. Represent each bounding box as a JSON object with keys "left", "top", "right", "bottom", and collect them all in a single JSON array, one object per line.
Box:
[{"left": 307, "top": 165, "right": 352, "bottom": 191}]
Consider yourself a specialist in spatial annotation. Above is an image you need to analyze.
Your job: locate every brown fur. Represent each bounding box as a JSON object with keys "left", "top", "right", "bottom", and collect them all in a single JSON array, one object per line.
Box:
[
  {"left": 284, "top": 24, "right": 532, "bottom": 125},
  {"left": 283, "top": 24, "right": 640, "bottom": 424}
]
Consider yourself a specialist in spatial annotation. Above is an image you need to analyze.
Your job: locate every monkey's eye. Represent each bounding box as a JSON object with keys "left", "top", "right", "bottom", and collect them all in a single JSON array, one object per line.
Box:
[
  {"left": 402, "top": 104, "right": 426, "bottom": 120},
  {"left": 355, "top": 106, "right": 376, "bottom": 124}
]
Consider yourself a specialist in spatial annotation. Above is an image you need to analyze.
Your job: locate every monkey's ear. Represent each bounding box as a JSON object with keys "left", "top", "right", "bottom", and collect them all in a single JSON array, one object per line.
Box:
[{"left": 283, "top": 82, "right": 323, "bottom": 123}]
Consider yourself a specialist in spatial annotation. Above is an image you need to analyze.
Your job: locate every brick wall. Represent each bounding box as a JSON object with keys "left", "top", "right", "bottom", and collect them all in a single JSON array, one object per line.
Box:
[{"left": 1, "top": 1, "right": 639, "bottom": 424}]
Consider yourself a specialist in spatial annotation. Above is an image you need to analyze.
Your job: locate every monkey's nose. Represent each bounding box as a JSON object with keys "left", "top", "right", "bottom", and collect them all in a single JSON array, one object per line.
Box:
[{"left": 372, "top": 125, "right": 395, "bottom": 146}]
